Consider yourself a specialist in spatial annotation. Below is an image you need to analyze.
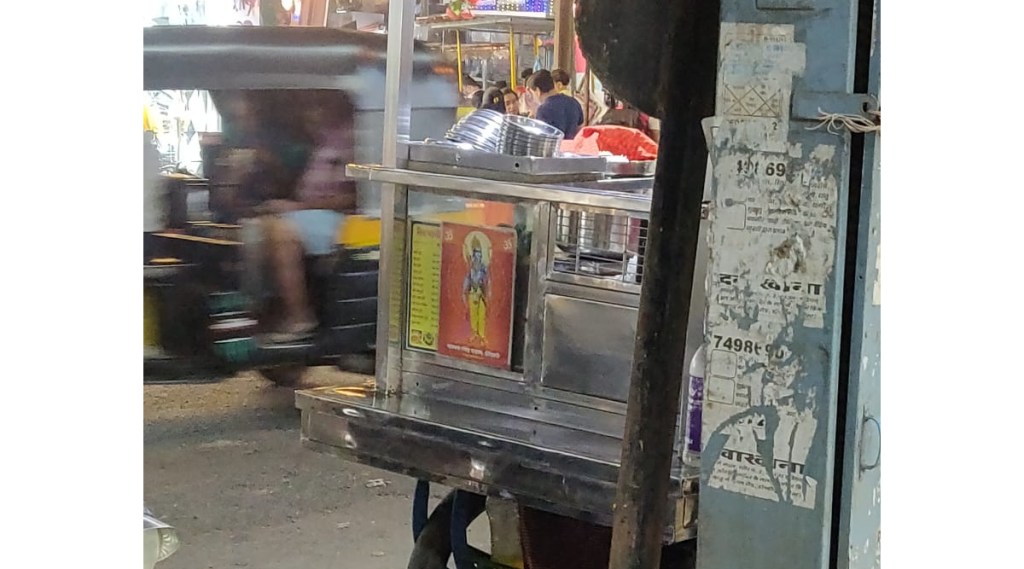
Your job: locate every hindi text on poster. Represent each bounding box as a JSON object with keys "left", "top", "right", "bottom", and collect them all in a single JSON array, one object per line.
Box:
[{"left": 407, "top": 222, "right": 442, "bottom": 351}]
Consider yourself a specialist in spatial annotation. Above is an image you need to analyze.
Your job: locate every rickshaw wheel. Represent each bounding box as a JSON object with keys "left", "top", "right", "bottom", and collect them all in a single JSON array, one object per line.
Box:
[{"left": 258, "top": 365, "right": 306, "bottom": 387}]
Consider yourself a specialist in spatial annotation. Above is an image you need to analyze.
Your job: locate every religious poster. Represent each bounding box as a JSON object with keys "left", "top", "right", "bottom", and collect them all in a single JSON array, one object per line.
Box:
[{"left": 436, "top": 223, "right": 517, "bottom": 369}]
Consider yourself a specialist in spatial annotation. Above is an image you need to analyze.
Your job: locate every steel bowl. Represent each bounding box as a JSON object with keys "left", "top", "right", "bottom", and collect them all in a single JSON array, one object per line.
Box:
[
  {"left": 446, "top": 109, "right": 505, "bottom": 152},
  {"left": 499, "top": 114, "right": 564, "bottom": 157}
]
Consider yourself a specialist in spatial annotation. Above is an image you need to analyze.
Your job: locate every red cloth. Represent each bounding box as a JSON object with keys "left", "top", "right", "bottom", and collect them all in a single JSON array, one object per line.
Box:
[{"left": 559, "top": 125, "right": 658, "bottom": 161}]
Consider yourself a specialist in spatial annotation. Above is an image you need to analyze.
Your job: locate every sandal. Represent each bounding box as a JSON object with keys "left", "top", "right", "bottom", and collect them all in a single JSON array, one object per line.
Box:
[{"left": 261, "top": 321, "right": 318, "bottom": 345}]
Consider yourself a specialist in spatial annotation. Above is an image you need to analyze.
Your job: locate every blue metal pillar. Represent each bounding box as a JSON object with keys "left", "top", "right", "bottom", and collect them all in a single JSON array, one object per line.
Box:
[
  {"left": 835, "top": 1, "right": 881, "bottom": 567},
  {"left": 697, "top": 0, "right": 880, "bottom": 568}
]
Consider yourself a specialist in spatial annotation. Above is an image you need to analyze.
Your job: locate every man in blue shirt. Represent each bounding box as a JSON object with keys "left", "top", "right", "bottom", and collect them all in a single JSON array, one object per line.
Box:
[{"left": 528, "top": 70, "right": 584, "bottom": 140}]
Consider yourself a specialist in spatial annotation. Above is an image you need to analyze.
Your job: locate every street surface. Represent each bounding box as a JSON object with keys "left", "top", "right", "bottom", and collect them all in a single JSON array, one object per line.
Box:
[{"left": 144, "top": 368, "right": 486, "bottom": 569}]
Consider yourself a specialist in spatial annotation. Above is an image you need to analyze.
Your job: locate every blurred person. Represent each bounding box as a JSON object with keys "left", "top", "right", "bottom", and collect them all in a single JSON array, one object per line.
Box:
[
  {"left": 210, "top": 90, "right": 312, "bottom": 328},
  {"left": 211, "top": 90, "right": 353, "bottom": 344},
  {"left": 516, "top": 68, "right": 533, "bottom": 94},
  {"left": 517, "top": 68, "right": 542, "bottom": 117},
  {"left": 478, "top": 87, "right": 506, "bottom": 112},
  {"left": 551, "top": 68, "right": 573, "bottom": 95},
  {"left": 528, "top": 70, "right": 584, "bottom": 139},
  {"left": 217, "top": 91, "right": 311, "bottom": 219},
  {"left": 461, "top": 75, "right": 483, "bottom": 106},
  {"left": 211, "top": 91, "right": 279, "bottom": 220},
  {"left": 553, "top": 67, "right": 599, "bottom": 123},
  {"left": 258, "top": 91, "right": 358, "bottom": 344},
  {"left": 599, "top": 90, "right": 653, "bottom": 139},
  {"left": 501, "top": 88, "right": 521, "bottom": 115},
  {"left": 470, "top": 89, "right": 484, "bottom": 109}
]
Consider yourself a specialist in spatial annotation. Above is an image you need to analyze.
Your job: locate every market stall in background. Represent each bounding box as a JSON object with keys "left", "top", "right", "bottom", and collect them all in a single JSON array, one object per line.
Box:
[{"left": 415, "top": 5, "right": 555, "bottom": 116}]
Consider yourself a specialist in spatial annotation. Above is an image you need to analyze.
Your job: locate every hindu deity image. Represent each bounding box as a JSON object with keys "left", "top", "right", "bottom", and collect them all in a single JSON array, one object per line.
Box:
[{"left": 462, "top": 232, "right": 492, "bottom": 344}]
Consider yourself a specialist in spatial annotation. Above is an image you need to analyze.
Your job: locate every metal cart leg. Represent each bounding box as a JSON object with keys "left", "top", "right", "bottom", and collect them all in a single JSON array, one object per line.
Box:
[{"left": 486, "top": 497, "right": 524, "bottom": 569}]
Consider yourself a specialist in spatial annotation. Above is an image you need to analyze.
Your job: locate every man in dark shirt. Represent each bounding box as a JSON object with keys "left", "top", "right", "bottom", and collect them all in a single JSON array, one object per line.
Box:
[{"left": 528, "top": 70, "right": 584, "bottom": 140}]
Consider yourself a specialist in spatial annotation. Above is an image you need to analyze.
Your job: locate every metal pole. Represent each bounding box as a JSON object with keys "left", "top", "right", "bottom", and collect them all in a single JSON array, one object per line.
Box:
[
  {"left": 375, "top": 0, "right": 416, "bottom": 384},
  {"left": 456, "top": 32, "right": 464, "bottom": 93},
  {"left": 553, "top": 0, "right": 574, "bottom": 72},
  {"left": 508, "top": 25, "right": 517, "bottom": 90},
  {"left": 583, "top": 65, "right": 591, "bottom": 125},
  {"left": 606, "top": 0, "right": 720, "bottom": 567}
]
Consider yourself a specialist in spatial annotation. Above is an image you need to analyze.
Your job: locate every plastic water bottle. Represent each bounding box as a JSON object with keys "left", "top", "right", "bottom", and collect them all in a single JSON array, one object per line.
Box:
[{"left": 683, "top": 345, "right": 706, "bottom": 468}]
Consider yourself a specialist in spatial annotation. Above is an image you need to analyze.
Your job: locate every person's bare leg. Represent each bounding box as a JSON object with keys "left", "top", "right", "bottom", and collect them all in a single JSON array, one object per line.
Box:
[{"left": 264, "top": 216, "right": 316, "bottom": 334}]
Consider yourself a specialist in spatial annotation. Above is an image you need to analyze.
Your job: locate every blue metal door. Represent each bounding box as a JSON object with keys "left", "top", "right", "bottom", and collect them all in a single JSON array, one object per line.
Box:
[{"left": 697, "top": 0, "right": 880, "bottom": 568}]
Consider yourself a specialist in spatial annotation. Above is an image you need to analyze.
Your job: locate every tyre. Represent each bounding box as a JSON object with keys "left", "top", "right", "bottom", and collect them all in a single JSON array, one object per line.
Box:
[
  {"left": 407, "top": 491, "right": 455, "bottom": 569},
  {"left": 407, "top": 490, "right": 487, "bottom": 569}
]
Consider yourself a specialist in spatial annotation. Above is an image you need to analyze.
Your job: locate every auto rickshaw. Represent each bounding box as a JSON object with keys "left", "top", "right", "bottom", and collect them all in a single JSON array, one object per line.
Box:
[{"left": 142, "top": 26, "right": 458, "bottom": 385}]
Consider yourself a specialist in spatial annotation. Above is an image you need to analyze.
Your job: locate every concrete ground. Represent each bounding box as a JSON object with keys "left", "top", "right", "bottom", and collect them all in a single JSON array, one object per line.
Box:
[{"left": 144, "top": 368, "right": 486, "bottom": 569}]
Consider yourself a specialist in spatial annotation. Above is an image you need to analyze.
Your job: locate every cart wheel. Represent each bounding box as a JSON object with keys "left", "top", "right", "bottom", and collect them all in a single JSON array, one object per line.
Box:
[
  {"left": 407, "top": 490, "right": 487, "bottom": 569},
  {"left": 408, "top": 491, "right": 455, "bottom": 569},
  {"left": 258, "top": 365, "right": 306, "bottom": 387}
]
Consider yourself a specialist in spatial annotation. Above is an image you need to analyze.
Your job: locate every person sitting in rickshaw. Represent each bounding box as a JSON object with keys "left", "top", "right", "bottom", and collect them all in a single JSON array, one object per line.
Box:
[
  {"left": 256, "top": 92, "right": 357, "bottom": 344},
  {"left": 214, "top": 90, "right": 357, "bottom": 344}
]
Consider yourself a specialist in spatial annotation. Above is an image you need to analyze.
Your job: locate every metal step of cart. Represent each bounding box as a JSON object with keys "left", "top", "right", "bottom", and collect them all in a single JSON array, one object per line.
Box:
[{"left": 296, "top": 385, "right": 699, "bottom": 543}]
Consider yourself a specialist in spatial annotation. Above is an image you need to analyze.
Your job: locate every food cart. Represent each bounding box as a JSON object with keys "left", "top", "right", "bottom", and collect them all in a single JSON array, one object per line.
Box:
[
  {"left": 297, "top": 0, "right": 882, "bottom": 566},
  {"left": 296, "top": 133, "right": 709, "bottom": 564}
]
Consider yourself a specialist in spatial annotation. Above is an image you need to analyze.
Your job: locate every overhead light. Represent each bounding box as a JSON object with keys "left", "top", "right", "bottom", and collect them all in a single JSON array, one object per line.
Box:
[{"left": 282, "top": 0, "right": 294, "bottom": 10}]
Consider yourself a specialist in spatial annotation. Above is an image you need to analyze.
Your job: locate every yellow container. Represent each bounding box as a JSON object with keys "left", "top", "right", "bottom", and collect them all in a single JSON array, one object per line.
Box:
[
  {"left": 337, "top": 215, "right": 383, "bottom": 249},
  {"left": 335, "top": 205, "right": 511, "bottom": 251},
  {"left": 144, "top": 288, "right": 159, "bottom": 347}
]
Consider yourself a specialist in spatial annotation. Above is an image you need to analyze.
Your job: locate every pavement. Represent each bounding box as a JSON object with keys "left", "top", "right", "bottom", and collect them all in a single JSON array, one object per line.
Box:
[{"left": 144, "top": 368, "right": 487, "bottom": 569}]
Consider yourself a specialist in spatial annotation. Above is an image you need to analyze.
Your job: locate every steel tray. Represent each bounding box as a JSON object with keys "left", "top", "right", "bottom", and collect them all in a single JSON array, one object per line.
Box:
[
  {"left": 605, "top": 159, "right": 657, "bottom": 178},
  {"left": 403, "top": 141, "right": 609, "bottom": 184}
]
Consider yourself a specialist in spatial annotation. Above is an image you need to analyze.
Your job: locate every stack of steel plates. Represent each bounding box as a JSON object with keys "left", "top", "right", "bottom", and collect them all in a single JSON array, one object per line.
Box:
[
  {"left": 499, "top": 114, "right": 564, "bottom": 157},
  {"left": 445, "top": 109, "right": 505, "bottom": 152}
]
